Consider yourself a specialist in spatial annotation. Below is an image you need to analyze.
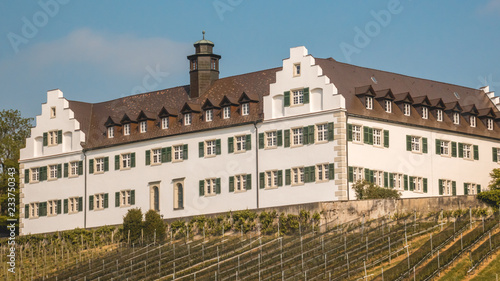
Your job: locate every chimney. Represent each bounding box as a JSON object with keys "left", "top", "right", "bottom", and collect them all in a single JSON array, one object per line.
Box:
[{"left": 187, "top": 31, "right": 221, "bottom": 99}]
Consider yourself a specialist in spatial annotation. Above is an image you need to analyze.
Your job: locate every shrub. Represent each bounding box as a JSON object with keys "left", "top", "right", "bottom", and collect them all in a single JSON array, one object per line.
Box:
[
  {"left": 477, "top": 189, "right": 500, "bottom": 207},
  {"left": 143, "top": 210, "right": 166, "bottom": 243},
  {"left": 259, "top": 211, "right": 277, "bottom": 234},
  {"left": 489, "top": 168, "right": 500, "bottom": 190},
  {"left": 353, "top": 180, "right": 401, "bottom": 200},
  {"left": 232, "top": 210, "right": 257, "bottom": 233},
  {"left": 122, "top": 208, "right": 143, "bottom": 244}
]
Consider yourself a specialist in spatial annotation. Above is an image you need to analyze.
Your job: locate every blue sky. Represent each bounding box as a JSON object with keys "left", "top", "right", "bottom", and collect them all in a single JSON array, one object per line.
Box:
[{"left": 1, "top": 1, "right": 500, "bottom": 119}]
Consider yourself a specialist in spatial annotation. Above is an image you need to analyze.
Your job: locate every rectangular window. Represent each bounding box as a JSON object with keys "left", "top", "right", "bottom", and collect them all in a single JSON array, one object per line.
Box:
[
  {"left": 292, "top": 128, "right": 303, "bottom": 146},
  {"left": 206, "top": 109, "right": 213, "bottom": 122},
  {"left": 162, "top": 117, "right": 169, "bottom": 129},
  {"left": 440, "top": 141, "right": 450, "bottom": 156},
  {"left": 95, "top": 193, "right": 106, "bottom": 210},
  {"left": 30, "top": 203, "right": 39, "bottom": 218},
  {"left": 372, "top": 170, "right": 383, "bottom": 186},
  {"left": 152, "top": 148, "right": 162, "bottom": 164},
  {"left": 316, "top": 124, "right": 328, "bottom": 142},
  {"left": 266, "top": 131, "right": 277, "bottom": 148},
  {"left": 31, "top": 168, "right": 40, "bottom": 182},
  {"left": 211, "top": 58, "right": 217, "bottom": 70},
  {"left": 48, "top": 165, "right": 57, "bottom": 180},
  {"left": 453, "top": 113, "right": 460, "bottom": 124},
  {"left": 70, "top": 161, "right": 79, "bottom": 177},
  {"left": 488, "top": 118, "right": 494, "bottom": 130},
  {"left": 223, "top": 107, "right": 231, "bottom": 119},
  {"left": 174, "top": 145, "right": 184, "bottom": 161},
  {"left": 191, "top": 60, "right": 197, "bottom": 70},
  {"left": 184, "top": 113, "right": 192, "bottom": 125},
  {"left": 292, "top": 89, "right": 304, "bottom": 105},
  {"left": 442, "top": 180, "right": 452, "bottom": 195},
  {"left": 108, "top": 127, "right": 114, "bottom": 138},
  {"left": 316, "top": 164, "right": 329, "bottom": 182},
  {"left": 292, "top": 167, "right": 305, "bottom": 185},
  {"left": 48, "top": 200, "right": 55, "bottom": 216},
  {"left": 120, "top": 190, "right": 132, "bottom": 206},
  {"left": 235, "top": 174, "right": 247, "bottom": 191},
  {"left": 205, "top": 178, "right": 217, "bottom": 195},
  {"left": 385, "top": 100, "right": 392, "bottom": 113},
  {"left": 266, "top": 170, "right": 279, "bottom": 188},
  {"left": 465, "top": 183, "right": 478, "bottom": 195},
  {"left": 373, "top": 129, "right": 382, "bottom": 146},
  {"left": 50, "top": 107, "right": 56, "bottom": 118},
  {"left": 470, "top": 116, "right": 476, "bottom": 127},
  {"left": 140, "top": 121, "right": 147, "bottom": 133},
  {"left": 414, "top": 177, "right": 423, "bottom": 192},
  {"left": 206, "top": 140, "right": 216, "bottom": 156},
  {"left": 352, "top": 125, "right": 362, "bottom": 143},
  {"left": 121, "top": 153, "right": 131, "bottom": 169},
  {"left": 124, "top": 124, "right": 131, "bottom": 135},
  {"left": 365, "top": 97, "right": 373, "bottom": 110},
  {"left": 242, "top": 103, "right": 250, "bottom": 116},
  {"left": 463, "top": 144, "right": 472, "bottom": 159},
  {"left": 293, "top": 63, "right": 301, "bottom": 76},
  {"left": 95, "top": 158, "right": 105, "bottom": 173},
  {"left": 436, "top": 109, "right": 443, "bottom": 122},
  {"left": 352, "top": 167, "right": 363, "bottom": 182},
  {"left": 48, "top": 130, "right": 58, "bottom": 146},
  {"left": 69, "top": 197, "right": 79, "bottom": 213},
  {"left": 411, "top": 136, "right": 421, "bottom": 152},
  {"left": 422, "top": 107, "right": 428, "bottom": 119},
  {"left": 403, "top": 103, "right": 411, "bottom": 116},
  {"left": 235, "top": 136, "right": 246, "bottom": 152}
]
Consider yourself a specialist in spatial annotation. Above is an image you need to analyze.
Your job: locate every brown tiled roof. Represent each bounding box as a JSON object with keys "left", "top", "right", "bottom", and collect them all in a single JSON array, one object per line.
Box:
[{"left": 315, "top": 58, "right": 500, "bottom": 139}]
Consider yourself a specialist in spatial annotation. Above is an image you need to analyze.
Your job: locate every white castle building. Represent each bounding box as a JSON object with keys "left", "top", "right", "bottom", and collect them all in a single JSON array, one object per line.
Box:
[{"left": 19, "top": 36, "right": 500, "bottom": 235}]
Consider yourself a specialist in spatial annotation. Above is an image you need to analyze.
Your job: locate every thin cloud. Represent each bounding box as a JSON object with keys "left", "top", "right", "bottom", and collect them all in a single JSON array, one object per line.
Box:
[{"left": 477, "top": 0, "right": 500, "bottom": 15}]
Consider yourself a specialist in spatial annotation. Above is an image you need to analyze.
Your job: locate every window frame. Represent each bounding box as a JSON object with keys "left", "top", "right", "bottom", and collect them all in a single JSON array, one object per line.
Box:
[
  {"left": 107, "top": 126, "right": 114, "bottom": 138},
  {"left": 123, "top": 124, "right": 131, "bottom": 136},
  {"left": 316, "top": 123, "right": 328, "bottom": 143},
  {"left": 440, "top": 140, "right": 450, "bottom": 157},
  {"left": 235, "top": 174, "right": 247, "bottom": 192},
  {"left": 422, "top": 107, "right": 428, "bottom": 119},
  {"left": 291, "top": 167, "right": 305, "bottom": 186},
  {"left": 184, "top": 113, "right": 192, "bottom": 126},
  {"left": 411, "top": 136, "right": 421, "bottom": 153},
  {"left": 139, "top": 121, "right": 147, "bottom": 133},
  {"left": 453, "top": 112, "right": 460, "bottom": 125},
  {"left": 205, "top": 140, "right": 217, "bottom": 157},
  {"left": 291, "top": 127, "right": 303, "bottom": 147},
  {"left": 173, "top": 145, "right": 184, "bottom": 162},
  {"left": 436, "top": 109, "right": 443, "bottom": 122},
  {"left": 365, "top": 96, "right": 373, "bottom": 110},
  {"left": 31, "top": 167, "right": 40, "bottom": 183},
  {"left": 48, "top": 164, "right": 58, "bottom": 180},
  {"left": 373, "top": 128, "right": 382, "bottom": 147},
  {"left": 94, "top": 193, "right": 105, "bottom": 210},
  {"left": 242, "top": 103, "right": 250, "bottom": 116},
  {"left": 205, "top": 178, "right": 217, "bottom": 196},
  {"left": 48, "top": 130, "right": 59, "bottom": 146},
  {"left": 151, "top": 148, "right": 162, "bottom": 165},
  {"left": 121, "top": 153, "right": 132, "bottom": 169},
  {"left": 50, "top": 107, "right": 56, "bottom": 118},
  {"left": 291, "top": 89, "right": 304, "bottom": 106},
  {"left": 161, "top": 117, "right": 169, "bottom": 129},
  {"left": 265, "top": 170, "right": 279, "bottom": 189},
  {"left": 316, "top": 163, "right": 329, "bottom": 182},
  {"left": 223, "top": 107, "right": 231, "bottom": 119},
  {"left": 235, "top": 135, "right": 247, "bottom": 152},
  {"left": 470, "top": 116, "right": 476, "bottom": 127},
  {"left": 95, "top": 157, "right": 105, "bottom": 173},
  {"left": 293, "top": 63, "right": 301, "bottom": 77},
  {"left": 265, "top": 131, "right": 277, "bottom": 149},
  {"left": 69, "top": 161, "right": 79, "bottom": 177},
  {"left": 206, "top": 109, "right": 213, "bottom": 122},
  {"left": 384, "top": 100, "right": 392, "bottom": 113},
  {"left": 403, "top": 103, "right": 411, "bottom": 116},
  {"left": 120, "top": 190, "right": 132, "bottom": 207},
  {"left": 463, "top": 143, "right": 472, "bottom": 160},
  {"left": 352, "top": 125, "right": 362, "bottom": 143},
  {"left": 69, "top": 197, "right": 79, "bottom": 214},
  {"left": 30, "top": 202, "right": 39, "bottom": 218}
]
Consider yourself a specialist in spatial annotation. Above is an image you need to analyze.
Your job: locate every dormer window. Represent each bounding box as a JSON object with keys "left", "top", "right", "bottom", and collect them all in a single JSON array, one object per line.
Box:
[
  {"left": 206, "top": 109, "right": 213, "bottom": 122},
  {"left": 123, "top": 124, "right": 130, "bottom": 135},
  {"left": 365, "top": 96, "right": 373, "bottom": 110},
  {"left": 107, "top": 127, "right": 114, "bottom": 138},
  {"left": 436, "top": 109, "right": 443, "bottom": 122},
  {"left": 384, "top": 100, "right": 392, "bottom": 113},
  {"left": 293, "top": 63, "right": 301, "bottom": 76},
  {"left": 184, "top": 113, "right": 192, "bottom": 125},
  {"left": 422, "top": 107, "right": 428, "bottom": 119},
  {"left": 487, "top": 118, "right": 494, "bottom": 130},
  {"left": 50, "top": 107, "right": 56, "bottom": 118},
  {"left": 470, "top": 116, "right": 476, "bottom": 127},
  {"left": 404, "top": 103, "right": 411, "bottom": 116},
  {"left": 453, "top": 113, "right": 460, "bottom": 125},
  {"left": 162, "top": 117, "right": 169, "bottom": 129},
  {"left": 223, "top": 107, "right": 231, "bottom": 119},
  {"left": 242, "top": 103, "right": 250, "bottom": 116},
  {"left": 140, "top": 121, "right": 147, "bottom": 133}
]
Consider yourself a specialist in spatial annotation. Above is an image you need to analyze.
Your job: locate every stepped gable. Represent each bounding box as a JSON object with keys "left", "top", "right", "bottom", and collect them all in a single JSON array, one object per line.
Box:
[
  {"left": 67, "top": 68, "right": 280, "bottom": 150},
  {"left": 315, "top": 57, "right": 500, "bottom": 138}
]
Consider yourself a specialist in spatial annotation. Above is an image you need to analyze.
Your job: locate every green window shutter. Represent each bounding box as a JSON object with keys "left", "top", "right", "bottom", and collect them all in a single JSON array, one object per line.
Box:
[
  {"left": 25, "top": 169, "right": 29, "bottom": 184},
  {"left": 57, "top": 164, "right": 62, "bottom": 178},
  {"left": 166, "top": 147, "right": 172, "bottom": 162},
  {"left": 258, "top": 133, "right": 264, "bottom": 149},
  {"left": 131, "top": 153, "right": 136, "bottom": 168},
  {"left": 245, "top": 135, "right": 251, "bottom": 151},
  {"left": 64, "top": 199, "right": 68, "bottom": 213},
  {"left": 328, "top": 163, "right": 334, "bottom": 180},
  {"left": 452, "top": 142, "right": 457, "bottom": 157},
  {"left": 278, "top": 170, "right": 283, "bottom": 186},
  {"left": 199, "top": 180, "right": 205, "bottom": 196},
  {"left": 409, "top": 177, "right": 414, "bottom": 191},
  {"left": 284, "top": 130, "right": 290, "bottom": 148},
  {"left": 78, "top": 197, "right": 83, "bottom": 212},
  {"left": 284, "top": 91, "right": 290, "bottom": 107},
  {"left": 493, "top": 147, "right": 498, "bottom": 162},
  {"left": 423, "top": 178, "right": 428, "bottom": 193},
  {"left": 104, "top": 157, "right": 109, "bottom": 172},
  {"left": 115, "top": 192, "right": 120, "bottom": 207},
  {"left": 216, "top": 178, "right": 221, "bottom": 194},
  {"left": 389, "top": 173, "right": 394, "bottom": 188},
  {"left": 368, "top": 128, "right": 373, "bottom": 145},
  {"left": 57, "top": 130, "right": 62, "bottom": 144},
  {"left": 477, "top": 184, "right": 481, "bottom": 194},
  {"left": 285, "top": 169, "right": 291, "bottom": 185},
  {"left": 161, "top": 148, "right": 167, "bottom": 163},
  {"left": 328, "top": 122, "right": 334, "bottom": 141},
  {"left": 25, "top": 205, "right": 29, "bottom": 218},
  {"left": 347, "top": 124, "right": 353, "bottom": 142},
  {"left": 229, "top": 176, "right": 234, "bottom": 192},
  {"left": 40, "top": 166, "right": 47, "bottom": 181},
  {"left": 304, "top": 167, "right": 310, "bottom": 183},
  {"left": 228, "top": 137, "right": 234, "bottom": 153},
  {"left": 452, "top": 181, "right": 456, "bottom": 196},
  {"left": 43, "top": 132, "right": 48, "bottom": 146},
  {"left": 260, "top": 172, "right": 265, "bottom": 189},
  {"left": 439, "top": 179, "right": 443, "bottom": 195},
  {"left": 308, "top": 125, "right": 314, "bottom": 144},
  {"left": 131, "top": 190, "right": 135, "bottom": 205},
  {"left": 422, "top": 138, "right": 428, "bottom": 154},
  {"left": 364, "top": 168, "right": 370, "bottom": 181},
  {"left": 104, "top": 194, "right": 109, "bottom": 208},
  {"left": 404, "top": 175, "right": 408, "bottom": 190},
  {"left": 303, "top": 127, "right": 309, "bottom": 145},
  {"left": 364, "top": 127, "right": 369, "bottom": 144},
  {"left": 146, "top": 150, "right": 151, "bottom": 165},
  {"left": 458, "top": 143, "right": 464, "bottom": 158},
  {"left": 383, "top": 130, "right": 389, "bottom": 148},
  {"left": 115, "top": 155, "right": 119, "bottom": 170},
  {"left": 370, "top": 170, "right": 374, "bottom": 183},
  {"left": 199, "top": 142, "right": 204, "bottom": 158},
  {"left": 464, "top": 183, "right": 468, "bottom": 195},
  {"left": 216, "top": 139, "right": 222, "bottom": 155},
  {"left": 309, "top": 166, "right": 315, "bottom": 182},
  {"left": 473, "top": 145, "right": 479, "bottom": 160},
  {"left": 63, "top": 163, "right": 68, "bottom": 178},
  {"left": 277, "top": 130, "right": 283, "bottom": 146},
  {"left": 384, "top": 172, "right": 388, "bottom": 187},
  {"left": 78, "top": 161, "right": 83, "bottom": 175},
  {"left": 303, "top": 87, "right": 309, "bottom": 104},
  {"left": 406, "top": 135, "right": 411, "bottom": 151},
  {"left": 57, "top": 200, "right": 62, "bottom": 214},
  {"left": 435, "top": 139, "right": 441, "bottom": 155},
  {"left": 89, "top": 195, "right": 94, "bottom": 210},
  {"left": 183, "top": 144, "right": 188, "bottom": 160},
  {"left": 246, "top": 174, "right": 252, "bottom": 190},
  {"left": 348, "top": 167, "right": 353, "bottom": 183},
  {"left": 40, "top": 202, "right": 46, "bottom": 217}
]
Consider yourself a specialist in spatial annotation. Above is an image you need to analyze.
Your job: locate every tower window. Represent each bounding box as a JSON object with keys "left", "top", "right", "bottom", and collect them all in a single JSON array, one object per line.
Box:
[
  {"left": 211, "top": 58, "right": 217, "bottom": 70},
  {"left": 191, "top": 60, "right": 197, "bottom": 71}
]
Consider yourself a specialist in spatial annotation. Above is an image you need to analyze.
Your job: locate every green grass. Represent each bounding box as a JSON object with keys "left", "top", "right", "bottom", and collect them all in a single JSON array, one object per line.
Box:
[
  {"left": 470, "top": 253, "right": 500, "bottom": 281},
  {"left": 437, "top": 258, "right": 471, "bottom": 281}
]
